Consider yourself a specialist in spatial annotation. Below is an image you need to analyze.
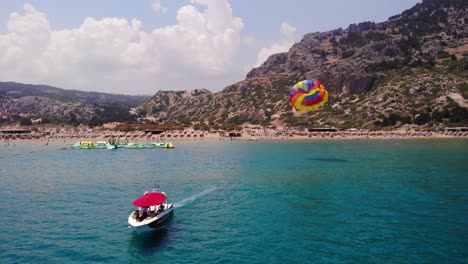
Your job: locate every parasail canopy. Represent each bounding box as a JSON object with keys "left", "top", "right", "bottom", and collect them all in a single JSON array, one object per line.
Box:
[
  {"left": 132, "top": 192, "right": 166, "bottom": 207},
  {"left": 288, "top": 80, "right": 328, "bottom": 112}
]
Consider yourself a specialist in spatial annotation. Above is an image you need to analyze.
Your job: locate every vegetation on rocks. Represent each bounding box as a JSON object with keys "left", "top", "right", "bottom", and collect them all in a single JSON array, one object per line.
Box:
[
  {"left": 0, "top": 82, "right": 147, "bottom": 126},
  {"left": 135, "top": 0, "right": 468, "bottom": 130}
]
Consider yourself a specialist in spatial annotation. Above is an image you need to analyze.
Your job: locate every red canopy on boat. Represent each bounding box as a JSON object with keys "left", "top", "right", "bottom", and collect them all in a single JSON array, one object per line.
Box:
[{"left": 132, "top": 192, "right": 166, "bottom": 207}]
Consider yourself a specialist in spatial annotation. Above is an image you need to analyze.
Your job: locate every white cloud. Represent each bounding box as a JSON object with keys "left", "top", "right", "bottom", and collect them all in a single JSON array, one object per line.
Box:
[
  {"left": 241, "top": 35, "right": 258, "bottom": 47},
  {"left": 152, "top": 0, "right": 168, "bottom": 14},
  {"left": 254, "top": 22, "right": 296, "bottom": 67},
  {"left": 0, "top": 2, "right": 244, "bottom": 94}
]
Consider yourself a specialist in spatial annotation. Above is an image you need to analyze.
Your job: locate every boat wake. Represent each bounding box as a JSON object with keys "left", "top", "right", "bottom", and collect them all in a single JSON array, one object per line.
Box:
[{"left": 174, "top": 187, "right": 216, "bottom": 208}]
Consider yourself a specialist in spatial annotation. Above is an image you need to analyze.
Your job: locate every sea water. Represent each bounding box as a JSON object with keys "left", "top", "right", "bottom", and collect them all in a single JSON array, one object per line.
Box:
[{"left": 0, "top": 139, "right": 467, "bottom": 263}]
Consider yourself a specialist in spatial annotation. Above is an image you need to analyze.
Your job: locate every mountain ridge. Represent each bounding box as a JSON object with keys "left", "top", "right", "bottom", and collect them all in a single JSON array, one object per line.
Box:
[
  {"left": 0, "top": 82, "right": 150, "bottom": 106},
  {"left": 1, "top": 0, "right": 467, "bottom": 129},
  {"left": 136, "top": 0, "right": 468, "bottom": 129},
  {"left": 0, "top": 82, "right": 150, "bottom": 125}
]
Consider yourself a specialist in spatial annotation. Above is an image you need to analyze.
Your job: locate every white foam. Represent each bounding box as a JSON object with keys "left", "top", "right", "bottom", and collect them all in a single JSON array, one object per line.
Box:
[{"left": 174, "top": 187, "right": 216, "bottom": 208}]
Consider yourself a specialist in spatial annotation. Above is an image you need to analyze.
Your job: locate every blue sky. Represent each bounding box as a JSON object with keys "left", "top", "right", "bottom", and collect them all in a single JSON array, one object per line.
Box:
[{"left": 0, "top": 0, "right": 421, "bottom": 95}]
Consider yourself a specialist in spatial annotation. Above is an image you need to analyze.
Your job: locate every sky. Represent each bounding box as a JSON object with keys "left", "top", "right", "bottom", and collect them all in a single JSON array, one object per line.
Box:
[{"left": 0, "top": 0, "right": 421, "bottom": 95}]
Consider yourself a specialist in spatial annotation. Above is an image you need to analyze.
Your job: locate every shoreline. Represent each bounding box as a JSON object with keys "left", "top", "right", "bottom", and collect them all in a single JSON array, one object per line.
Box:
[{"left": 2, "top": 131, "right": 467, "bottom": 143}]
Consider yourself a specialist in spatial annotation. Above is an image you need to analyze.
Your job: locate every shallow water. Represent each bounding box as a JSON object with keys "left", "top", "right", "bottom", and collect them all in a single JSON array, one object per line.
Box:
[{"left": 1, "top": 139, "right": 467, "bottom": 263}]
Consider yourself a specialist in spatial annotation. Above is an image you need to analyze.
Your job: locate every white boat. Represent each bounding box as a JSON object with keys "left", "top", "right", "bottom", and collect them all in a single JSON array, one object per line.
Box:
[{"left": 128, "top": 189, "right": 174, "bottom": 233}]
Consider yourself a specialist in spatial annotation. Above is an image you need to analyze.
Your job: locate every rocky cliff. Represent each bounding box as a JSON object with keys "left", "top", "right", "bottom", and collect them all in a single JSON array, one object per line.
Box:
[
  {"left": 137, "top": 0, "right": 468, "bottom": 129},
  {"left": 0, "top": 82, "right": 149, "bottom": 125}
]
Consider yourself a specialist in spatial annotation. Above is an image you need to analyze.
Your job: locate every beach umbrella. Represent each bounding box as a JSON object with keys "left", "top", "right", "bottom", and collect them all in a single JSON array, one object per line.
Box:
[
  {"left": 289, "top": 79, "right": 328, "bottom": 112},
  {"left": 132, "top": 192, "right": 166, "bottom": 207}
]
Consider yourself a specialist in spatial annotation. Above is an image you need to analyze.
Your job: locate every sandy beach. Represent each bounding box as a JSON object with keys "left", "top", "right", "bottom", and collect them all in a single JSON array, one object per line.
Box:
[{"left": 2, "top": 128, "right": 467, "bottom": 144}]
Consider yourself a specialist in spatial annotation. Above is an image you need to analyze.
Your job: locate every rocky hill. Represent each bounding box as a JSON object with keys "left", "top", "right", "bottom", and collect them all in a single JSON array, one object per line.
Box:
[
  {"left": 136, "top": 0, "right": 468, "bottom": 129},
  {"left": 0, "top": 82, "right": 149, "bottom": 125}
]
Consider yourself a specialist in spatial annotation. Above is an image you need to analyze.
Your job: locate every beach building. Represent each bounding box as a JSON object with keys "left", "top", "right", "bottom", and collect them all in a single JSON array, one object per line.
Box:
[
  {"left": 0, "top": 129, "right": 32, "bottom": 139},
  {"left": 144, "top": 129, "right": 164, "bottom": 135},
  {"left": 0, "top": 129, "right": 32, "bottom": 135},
  {"left": 445, "top": 127, "right": 468, "bottom": 132},
  {"left": 308, "top": 128, "right": 338, "bottom": 132},
  {"left": 227, "top": 132, "right": 242, "bottom": 137}
]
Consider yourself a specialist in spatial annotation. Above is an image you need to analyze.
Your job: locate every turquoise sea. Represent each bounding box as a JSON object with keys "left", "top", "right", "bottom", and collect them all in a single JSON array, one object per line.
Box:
[{"left": 0, "top": 139, "right": 467, "bottom": 263}]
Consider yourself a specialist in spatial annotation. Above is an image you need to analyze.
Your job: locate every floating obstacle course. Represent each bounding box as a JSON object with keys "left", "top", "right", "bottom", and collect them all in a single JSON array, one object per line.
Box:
[{"left": 61, "top": 137, "right": 174, "bottom": 150}]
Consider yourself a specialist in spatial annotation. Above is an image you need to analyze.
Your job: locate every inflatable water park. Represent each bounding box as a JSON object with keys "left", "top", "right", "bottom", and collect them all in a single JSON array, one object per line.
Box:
[{"left": 61, "top": 137, "right": 174, "bottom": 150}]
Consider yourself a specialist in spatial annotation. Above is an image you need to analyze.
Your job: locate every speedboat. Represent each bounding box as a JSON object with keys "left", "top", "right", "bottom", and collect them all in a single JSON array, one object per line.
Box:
[{"left": 128, "top": 189, "right": 174, "bottom": 233}]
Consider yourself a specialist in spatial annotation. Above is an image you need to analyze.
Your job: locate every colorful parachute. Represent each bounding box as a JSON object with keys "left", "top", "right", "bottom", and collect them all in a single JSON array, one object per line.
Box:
[{"left": 288, "top": 80, "right": 328, "bottom": 112}]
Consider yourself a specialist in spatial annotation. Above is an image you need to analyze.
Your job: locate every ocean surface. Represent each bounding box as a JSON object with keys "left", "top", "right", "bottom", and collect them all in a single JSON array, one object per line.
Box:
[{"left": 0, "top": 139, "right": 467, "bottom": 263}]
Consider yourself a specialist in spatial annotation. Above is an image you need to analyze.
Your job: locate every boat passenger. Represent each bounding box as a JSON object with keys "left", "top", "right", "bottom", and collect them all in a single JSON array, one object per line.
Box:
[
  {"left": 138, "top": 207, "right": 149, "bottom": 221},
  {"left": 157, "top": 204, "right": 165, "bottom": 214}
]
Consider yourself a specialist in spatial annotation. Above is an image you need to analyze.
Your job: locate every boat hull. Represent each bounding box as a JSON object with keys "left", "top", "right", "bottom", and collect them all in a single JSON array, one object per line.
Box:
[{"left": 128, "top": 205, "right": 173, "bottom": 233}]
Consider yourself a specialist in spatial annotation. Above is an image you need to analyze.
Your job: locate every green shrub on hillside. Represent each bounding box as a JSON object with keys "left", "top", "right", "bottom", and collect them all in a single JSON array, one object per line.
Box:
[
  {"left": 448, "top": 106, "right": 468, "bottom": 123},
  {"left": 19, "top": 117, "right": 32, "bottom": 126},
  {"left": 381, "top": 114, "right": 412, "bottom": 126},
  {"left": 227, "top": 115, "right": 251, "bottom": 125},
  {"left": 284, "top": 116, "right": 310, "bottom": 127},
  {"left": 339, "top": 32, "right": 367, "bottom": 48},
  {"left": 444, "top": 58, "right": 468, "bottom": 73},
  {"left": 365, "top": 31, "right": 388, "bottom": 42},
  {"left": 341, "top": 50, "right": 355, "bottom": 59},
  {"left": 415, "top": 112, "right": 431, "bottom": 125},
  {"left": 459, "top": 82, "right": 468, "bottom": 98},
  {"left": 193, "top": 123, "right": 210, "bottom": 131}
]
